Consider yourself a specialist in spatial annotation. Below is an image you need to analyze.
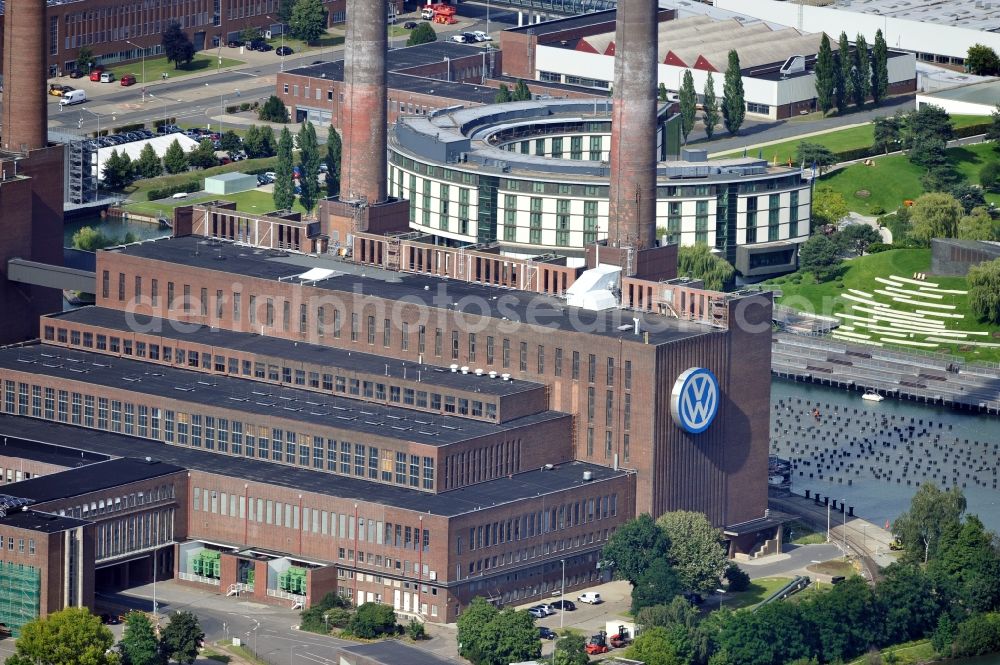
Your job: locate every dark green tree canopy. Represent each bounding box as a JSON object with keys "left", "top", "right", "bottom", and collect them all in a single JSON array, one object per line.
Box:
[
  {"left": 798, "top": 234, "right": 842, "bottom": 282},
  {"left": 702, "top": 72, "right": 720, "bottom": 140},
  {"left": 676, "top": 244, "right": 735, "bottom": 291},
  {"left": 258, "top": 95, "right": 289, "bottom": 123},
  {"left": 601, "top": 513, "right": 669, "bottom": 585},
  {"left": 325, "top": 126, "right": 342, "bottom": 197},
  {"left": 348, "top": 602, "right": 397, "bottom": 638},
  {"left": 871, "top": 29, "right": 889, "bottom": 106},
  {"left": 815, "top": 33, "right": 836, "bottom": 114},
  {"left": 7, "top": 608, "right": 118, "bottom": 665},
  {"left": 407, "top": 22, "right": 437, "bottom": 47},
  {"left": 721, "top": 50, "right": 745, "bottom": 135},
  {"left": 160, "top": 611, "right": 203, "bottom": 665},
  {"left": 288, "top": 0, "right": 326, "bottom": 44},
  {"left": 968, "top": 257, "right": 1000, "bottom": 324},
  {"left": 161, "top": 23, "right": 194, "bottom": 69},
  {"left": 273, "top": 126, "right": 296, "bottom": 211},
  {"left": 120, "top": 611, "right": 163, "bottom": 665},
  {"left": 892, "top": 482, "right": 967, "bottom": 563},
  {"left": 679, "top": 69, "right": 698, "bottom": 142},
  {"left": 162, "top": 139, "right": 188, "bottom": 175},
  {"left": 967, "top": 43, "right": 1000, "bottom": 76}
]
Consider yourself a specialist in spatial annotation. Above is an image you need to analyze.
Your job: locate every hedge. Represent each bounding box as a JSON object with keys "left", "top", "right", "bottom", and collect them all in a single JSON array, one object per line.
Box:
[
  {"left": 224, "top": 101, "right": 261, "bottom": 114},
  {"left": 153, "top": 117, "right": 178, "bottom": 128},
  {"left": 147, "top": 181, "right": 201, "bottom": 201},
  {"left": 112, "top": 122, "right": 146, "bottom": 134}
]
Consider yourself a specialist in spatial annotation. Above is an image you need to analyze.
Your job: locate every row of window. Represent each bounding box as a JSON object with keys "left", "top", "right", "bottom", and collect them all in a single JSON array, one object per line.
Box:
[
  {"left": 459, "top": 493, "right": 618, "bottom": 554},
  {"left": 1, "top": 380, "right": 435, "bottom": 490},
  {"left": 58, "top": 483, "right": 176, "bottom": 520},
  {"left": 0, "top": 536, "right": 36, "bottom": 556},
  {"left": 95, "top": 509, "right": 174, "bottom": 561},
  {"left": 462, "top": 530, "right": 610, "bottom": 579}
]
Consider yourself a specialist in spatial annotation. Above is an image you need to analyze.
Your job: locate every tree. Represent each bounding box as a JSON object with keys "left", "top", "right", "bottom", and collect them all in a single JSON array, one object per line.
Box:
[
  {"left": 872, "top": 114, "right": 903, "bottom": 154},
  {"left": 876, "top": 564, "right": 941, "bottom": 645},
  {"left": 494, "top": 83, "right": 512, "bottom": 104},
  {"left": 405, "top": 619, "right": 426, "bottom": 640},
  {"left": 657, "top": 511, "right": 729, "bottom": 595},
  {"left": 932, "top": 613, "right": 957, "bottom": 658},
  {"left": 927, "top": 515, "right": 1000, "bottom": 615},
  {"left": 163, "top": 138, "right": 188, "bottom": 174},
  {"left": 724, "top": 563, "right": 750, "bottom": 592},
  {"left": 968, "top": 257, "right": 1000, "bottom": 324},
  {"left": 277, "top": 0, "right": 295, "bottom": 23},
  {"left": 134, "top": 143, "right": 162, "bottom": 179},
  {"left": 553, "top": 633, "right": 589, "bottom": 665},
  {"left": 892, "top": 482, "right": 966, "bottom": 563},
  {"left": 513, "top": 80, "right": 532, "bottom": 101},
  {"left": 677, "top": 244, "right": 735, "bottom": 291},
  {"left": 987, "top": 105, "right": 1000, "bottom": 144},
  {"left": 799, "top": 234, "right": 842, "bottom": 282},
  {"left": 835, "top": 32, "right": 853, "bottom": 115},
  {"left": 348, "top": 602, "right": 397, "bottom": 638},
  {"left": 258, "top": 95, "right": 289, "bottom": 123},
  {"left": 636, "top": 596, "right": 700, "bottom": 631},
  {"left": 796, "top": 141, "right": 836, "bottom": 174},
  {"left": 102, "top": 149, "right": 134, "bottom": 190},
  {"left": 120, "top": 611, "right": 163, "bottom": 665},
  {"left": 244, "top": 125, "right": 277, "bottom": 158},
  {"left": 721, "top": 50, "right": 745, "bottom": 135},
  {"left": 5, "top": 608, "right": 118, "bottom": 665},
  {"left": 624, "top": 626, "right": 695, "bottom": 665},
  {"left": 481, "top": 609, "right": 541, "bottom": 665},
  {"left": 980, "top": 161, "right": 1000, "bottom": 192},
  {"left": 815, "top": 33, "right": 836, "bottom": 115},
  {"left": 839, "top": 224, "right": 882, "bottom": 256},
  {"left": 160, "top": 611, "right": 203, "bottom": 665},
  {"left": 289, "top": 0, "right": 326, "bottom": 44},
  {"left": 802, "top": 577, "right": 879, "bottom": 664},
  {"left": 297, "top": 121, "right": 322, "bottom": 214},
  {"left": 853, "top": 34, "right": 871, "bottom": 107},
  {"left": 188, "top": 138, "right": 219, "bottom": 169},
  {"left": 810, "top": 185, "right": 849, "bottom": 230},
  {"left": 161, "top": 22, "right": 194, "bottom": 69},
  {"left": 407, "top": 22, "right": 437, "bottom": 47},
  {"left": 909, "top": 192, "right": 963, "bottom": 244},
  {"left": 239, "top": 26, "right": 261, "bottom": 45},
  {"left": 716, "top": 602, "right": 813, "bottom": 665},
  {"left": 457, "top": 597, "right": 499, "bottom": 664},
  {"left": 952, "top": 613, "right": 1000, "bottom": 657},
  {"left": 700, "top": 72, "right": 720, "bottom": 141},
  {"left": 274, "top": 126, "right": 296, "bottom": 211},
  {"left": 601, "top": 513, "right": 669, "bottom": 585},
  {"left": 921, "top": 166, "right": 964, "bottom": 194},
  {"left": 632, "top": 558, "right": 683, "bottom": 613},
  {"left": 219, "top": 130, "right": 242, "bottom": 154},
  {"left": 679, "top": 70, "right": 697, "bottom": 143},
  {"left": 904, "top": 104, "right": 953, "bottom": 168},
  {"left": 325, "top": 126, "right": 342, "bottom": 197},
  {"left": 72, "top": 226, "right": 118, "bottom": 251},
  {"left": 76, "top": 46, "right": 95, "bottom": 73},
  {"left": 871, "top": 29, "right": 889, "bottom": 106},
  {"left": 658, "top": 82, "right": 669, "bottom": 102},
  {"left": 950, "top": 182, "right": 987, "bottom": 213},
  {"left": 966, "top": 44, "right": 1000, "bottom": 76},
  {"left": 959, "top": 207, "right": 998, "bottom": 241}
]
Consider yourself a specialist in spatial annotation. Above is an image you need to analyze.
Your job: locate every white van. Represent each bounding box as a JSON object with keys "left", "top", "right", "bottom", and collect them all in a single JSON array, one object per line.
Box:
[
  {"left": 577, "top": 592, "right": 603, "bottom": 604},
  {"left": 60, "top": 90, "right": 87, "bottom": 106}
]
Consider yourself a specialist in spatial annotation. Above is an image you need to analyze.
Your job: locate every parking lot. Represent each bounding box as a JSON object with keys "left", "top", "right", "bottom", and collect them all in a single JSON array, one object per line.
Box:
[{"left": 516, "top": 580, "right": 635, "bottom": 656}]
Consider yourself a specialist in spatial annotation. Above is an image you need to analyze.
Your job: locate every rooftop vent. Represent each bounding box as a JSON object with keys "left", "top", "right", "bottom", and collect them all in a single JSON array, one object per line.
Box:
[{"left": 583, "top": 470, "right": 594, "bottom": 481}]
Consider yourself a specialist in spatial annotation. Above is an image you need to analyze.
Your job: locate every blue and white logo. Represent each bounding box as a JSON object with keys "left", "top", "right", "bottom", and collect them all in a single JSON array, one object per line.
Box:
[{"left": 670, "top": 367, "right": 719, "bottom": 434}]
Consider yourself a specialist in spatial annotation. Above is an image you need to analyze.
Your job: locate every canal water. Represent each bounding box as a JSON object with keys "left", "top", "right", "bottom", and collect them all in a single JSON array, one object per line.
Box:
[
  {"left": 64, "top": 214, "right": 169, "bottom": 248},
  {"left": 771, "top": 377, "right": 1000, "bottom": 533}
]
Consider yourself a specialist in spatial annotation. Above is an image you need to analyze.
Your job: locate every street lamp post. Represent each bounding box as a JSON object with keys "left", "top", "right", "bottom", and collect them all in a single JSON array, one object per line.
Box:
[{"left": 125, "top": 40, "right": 145, "bottom": 91}]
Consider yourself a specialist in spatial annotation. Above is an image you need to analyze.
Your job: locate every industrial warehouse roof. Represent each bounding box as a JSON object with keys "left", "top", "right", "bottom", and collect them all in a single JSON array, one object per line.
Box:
[
  {"left": 0, "top": 344, "right": 567, "bottom": 447},
  {"left": 918, "top": 79, "right": 1000, "bottom": 105},
  {"left": 108, "top": 235, "right": 716, "bottom": 345},
  {"left": 0, "top": 510, "right": 90, "bottom": 534},
  {"left": 3, "top": 458, "right": 185, "bottom": 504},
  {"left": 0, "top": 433, "right": 107, "bottom": 467},
  {"left": 0, "top": 415, "right": 631, "bottom": 517},
  {"left": 45, "top": 307, "right": 542, "bottom": 398}
]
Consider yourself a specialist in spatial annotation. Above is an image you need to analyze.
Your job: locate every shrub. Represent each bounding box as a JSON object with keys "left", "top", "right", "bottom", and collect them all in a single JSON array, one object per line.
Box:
[
  {"left": 406, "top": 619, "right": 426, "bottom": 640},
  {"left": 258, "top": 95, "right": 289, "bottom": 123},
  {"left": 866, "top": 242, "right": 893, "bottom": 253},
  {"left": 347, "top": 603, "right": 397, "bottom": 639},
  {"left": 146, "top": 181, "right": 201, "bottom": 201},
  {"left": 724, "top": 563, "right": 751, "bottom": 592},
  {"left": 980, "top": 162, "right": 1000, "bottom": 192},
  {"left": 153, "top": 117, "right": 178, "bottom": 128},
  {"left": 112, "top": 122, "right": 146, "bottom": 134}
]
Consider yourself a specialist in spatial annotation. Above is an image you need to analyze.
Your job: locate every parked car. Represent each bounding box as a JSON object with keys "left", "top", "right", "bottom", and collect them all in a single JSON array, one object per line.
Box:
[
  {"left": 527, "top": 607, "right": 547, "bottom": 619},
  {"left": 89, "top": 70, "right": 103, "bottom": 82},
  {"left": 49, "top": 84, "right": 73, "bottom": 96},
  {"left": 227, "top": 40, "right": 241, "bottom": 48},
  {"left": 403, "top": 21, "right": 418, "bottom": 29},
  {"left": 137, "top": 129, "right": 155, "bottom": 139},
  {"left": 171, "top": 192, "right": 189, "bottom": 199},
  {"left": 120, "top": 74, "right": 136, "bottom": 86},
  {"left": 539, "top": 627, "right": 557, "bottom": 640},
  {"left": 551, "top": 600, "right": 576, "bottom": 611},
  {"left": 529, "top": 604, "right": 555, "bottom": 616},
  {"left": 577, "top": 592, "right": 603, "bottom": 604},
  {"left": 264, "top": 171, "right": 276, "bottom": 181},
  {"left": 157, "top": 124, "right": 182, "bottom": 135},
  {"left": 473, "top": 31, "right": 492, "bottom": 42},
  {"left": 450, "top": 34, "right": 468, "bottom": 43},
  {"left": 256, "top": 174, "right": 271, "bottom": 186},
  {"left": 276, "top": 46, "right": 294, "bottom": 56},
  {"left": 463, "top": 32, "right": 478, "bottom": 43},
  {"left": 100, "top": 71, "right": 116, "bottom": 83},
  {"left": 69, "top": 69, "right": 84, "bottom": 79}
]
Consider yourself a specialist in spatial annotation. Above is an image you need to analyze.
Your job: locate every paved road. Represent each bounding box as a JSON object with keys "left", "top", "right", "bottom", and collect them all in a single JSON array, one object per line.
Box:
[{"left": 738, "top": 542, "right": 843, "bottom": 579}]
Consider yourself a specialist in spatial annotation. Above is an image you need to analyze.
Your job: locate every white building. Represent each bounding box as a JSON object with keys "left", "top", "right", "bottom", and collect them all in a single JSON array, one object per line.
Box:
[{"left": 388, "top": 100, "right": 813, "bottom": 278}]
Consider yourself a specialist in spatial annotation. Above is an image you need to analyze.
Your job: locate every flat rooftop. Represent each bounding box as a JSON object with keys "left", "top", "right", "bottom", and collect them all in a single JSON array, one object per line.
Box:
[
  {"left": 3, "top": 458, "right": 185, "bottom": 504},
  {"left": 826, "top": 0, "right": 1000, "bottom": 30},
  {"left": 0, "top": 433, "right": 107, "bottom": 468},
  {"left": 0, "top": 415, "right": 631, "bottom": 517},
  {"left": 0, "top": 510, "right": 90, "bottom": 534},
  {"left": 0, "top": 344, "right": 566, "bottom": 447},
  {"left": 504, "top": 9, "right": 618, "bottom": 37},
  {"left": 919, "top": 79, "right": 1000, "bottom": 106},
  {"left": 46, "top": 307, "right": 542, "bottom": 398},
  {"left": 109, "top": 235, "right": 716, "bottom": 346}
]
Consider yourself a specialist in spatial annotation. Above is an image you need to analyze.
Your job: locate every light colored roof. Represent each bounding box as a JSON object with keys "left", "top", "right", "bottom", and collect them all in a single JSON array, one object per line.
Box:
[
  {"left": 667, "top": 22, "right": 775, "bottom": 65},
  {"left": 96, "top": 134, "right": 199, "bottom": 182},
  {"left": 206, "top": 172, "right": 255, "bottom": 182},
  {"left": 920, "top": 79, "right": 1000, "bottom": 105},
  {"left": 700, "top": 32, "right": 825, "bottom": 72},
  {"left": 828, "top": 0, "right": 1000, "bottom": 30}
]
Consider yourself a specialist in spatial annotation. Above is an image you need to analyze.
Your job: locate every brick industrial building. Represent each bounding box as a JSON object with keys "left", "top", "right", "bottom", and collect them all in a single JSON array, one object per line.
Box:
[{"left": 0, "top": 0, "right": 777, "bottom": 632}]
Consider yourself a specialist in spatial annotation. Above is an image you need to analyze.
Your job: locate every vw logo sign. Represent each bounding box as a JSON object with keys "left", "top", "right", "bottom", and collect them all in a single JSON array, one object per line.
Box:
[{"left": 670, "top": 367, "right": 719, "bottom": 434}]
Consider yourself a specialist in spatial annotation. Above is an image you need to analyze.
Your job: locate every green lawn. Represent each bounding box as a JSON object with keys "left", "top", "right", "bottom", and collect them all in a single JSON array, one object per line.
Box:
[
  {"left": 846, "top": 640, "right": 936, "bottom": 665},
  {"left": 787, "top": 521, "right": 826, "bottom": 546},
  {"left": 123, "top": 188, "right": 307, "bottom": 218},
  {"left": 765, "top": 249, "right": 1000, "bottom": 362},
  {"left": 106, "top": 53, "right": 244, "bottom": 85},
  {"left": 821, "top": 141, "right": 1000, "bottom": 214},
  {"left": 124, "top": 156, "right": 279, "bottom": 200},
  {"left": 722, "top": 577, "right": 791, "bottom": 610},
  {"left": 713, "top": 114, "right": 990, "bottom": 167},
  {"left": 266, "top": 32, "right": 345, "bottom": 55}
]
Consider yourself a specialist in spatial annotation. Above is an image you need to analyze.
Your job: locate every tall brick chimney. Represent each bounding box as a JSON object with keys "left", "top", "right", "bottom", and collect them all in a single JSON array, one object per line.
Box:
[
  {"left": 2, "top": 0, "right": 48, "bottom": 152},
  {"left": 340, "top": 0, "right": 388, "bottom": 205},
  {"left": 607, "top": 0, "right": 658, "bottom": 250}
]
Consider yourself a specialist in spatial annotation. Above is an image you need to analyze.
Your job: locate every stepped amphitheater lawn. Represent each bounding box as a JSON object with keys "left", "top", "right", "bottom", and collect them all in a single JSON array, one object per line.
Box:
[{"left": 765, "top": 249, "right": 1000, "bottom": 363}]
